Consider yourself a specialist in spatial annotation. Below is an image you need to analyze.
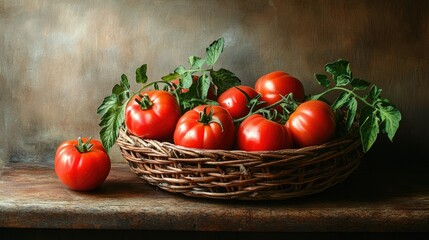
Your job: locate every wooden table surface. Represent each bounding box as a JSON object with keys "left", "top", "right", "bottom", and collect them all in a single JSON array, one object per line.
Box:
[{"left": 1, "top": 157, "right": 428, "bottom": 233}]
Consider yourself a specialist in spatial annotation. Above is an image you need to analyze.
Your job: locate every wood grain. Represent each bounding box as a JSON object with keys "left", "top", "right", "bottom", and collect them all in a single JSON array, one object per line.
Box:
[{"left": 1, "top": 159, "right": 428, "bottom": 232}]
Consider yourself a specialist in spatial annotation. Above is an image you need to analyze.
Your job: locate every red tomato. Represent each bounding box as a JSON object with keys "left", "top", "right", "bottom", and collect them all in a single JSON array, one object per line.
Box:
[
  {"left": 55, "top": 137, "right": 111, "bottom": 191},
  {"left": 125, "top": 90, "right": 181, "bottom": 141},
  {"left": 171, "top": 75, "right": 217, "bottom": 100},
  {"left": 286, "top": 100, "right": 336, "bottom": 147},
  {"left": 236, "top": 114, "right": 293, "bottom": 151},
  {"left": 255, "top": 71, "right": 305, "bottom": 110},
  {"left": 174, "top": 105, "right": 236, "bottom": 149},
  {"left": 217, "top": 85, "right": 259, "bottom": 119}
]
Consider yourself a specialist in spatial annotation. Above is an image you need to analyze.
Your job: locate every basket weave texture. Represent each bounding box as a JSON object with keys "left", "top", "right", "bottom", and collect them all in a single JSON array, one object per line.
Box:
[{"left": 117, "top": 127, "right": 363, "bottom": 200}]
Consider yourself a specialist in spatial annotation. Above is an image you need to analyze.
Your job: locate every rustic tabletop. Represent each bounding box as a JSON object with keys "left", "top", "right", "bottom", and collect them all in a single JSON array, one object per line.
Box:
[{"left": 1, "top": 154, "right": 428, "bottom": 233}]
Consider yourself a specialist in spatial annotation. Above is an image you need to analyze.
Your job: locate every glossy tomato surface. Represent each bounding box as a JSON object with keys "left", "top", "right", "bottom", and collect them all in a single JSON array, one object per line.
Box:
[
  {"left": 217, "top": 85, "right": 259, "bottom": 119},
  {"left": 286, "top": 100, "right": 336, "bottom": 147},
  {"left": 55, "top": 138, "right": 111, "bottom": 191},
  {"left": 173, "top": 105, "right": 235, "bottom": 150},
  {"left": 236, "top": 114, "right": 293, "bottom": 151},
  {"left": 125, "top": 90, "right": 181, "bottom": 141},
  {"left": 255, "top": 71, "right": 305, "bottom": 108}
]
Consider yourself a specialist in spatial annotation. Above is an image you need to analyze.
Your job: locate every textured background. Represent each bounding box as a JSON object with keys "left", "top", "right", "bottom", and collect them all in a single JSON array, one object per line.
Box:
[{"left": 0, "top": 0, "right": 428, "bottom": 166}]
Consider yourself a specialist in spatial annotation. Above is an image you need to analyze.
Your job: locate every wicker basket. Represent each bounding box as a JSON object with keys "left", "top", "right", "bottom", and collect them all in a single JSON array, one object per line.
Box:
[{"left": 117, "top": 127, "right": 363, "bottom": 200}]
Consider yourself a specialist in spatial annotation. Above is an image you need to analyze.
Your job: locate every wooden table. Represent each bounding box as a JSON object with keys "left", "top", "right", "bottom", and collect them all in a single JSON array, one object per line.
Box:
[{"left": 1, "top": 152, "right": 428, "bottom": 238}]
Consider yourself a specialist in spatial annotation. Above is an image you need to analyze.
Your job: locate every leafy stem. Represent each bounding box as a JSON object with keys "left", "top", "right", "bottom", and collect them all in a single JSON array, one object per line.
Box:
[
  {"left": 233, "top": 93, "right": 299, "bottom": 124},
  {"left": 310, "top": 59, "right": 402, "bottom": 153},
  {"left": 161, "top": 37, "right": 241, "bottom": 113},
  {"left": 311, "top": 86, "right": 372, "bottom": 106}
]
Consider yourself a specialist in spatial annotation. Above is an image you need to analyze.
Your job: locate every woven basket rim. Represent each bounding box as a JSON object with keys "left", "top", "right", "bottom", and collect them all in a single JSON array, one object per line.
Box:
[{"left": 118, "top": 126, "right": 361, "bottom": 155}]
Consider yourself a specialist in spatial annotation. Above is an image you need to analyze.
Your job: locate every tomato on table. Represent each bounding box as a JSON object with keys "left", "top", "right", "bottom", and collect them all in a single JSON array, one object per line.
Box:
[
  {"left": 236, "top": 114, "right": 293, "bottom": 151},
  {"left": 125, "top": 90, "right": 181, "bottom": 141},
  {"left": 286, "top": 100, "right": 336, "bottom": 147},
  {"left": 55, "top": 137, "right": 111, "bottom": 191},
  {"left": 217, "top": 85, "right": 259, "bottom": 120},
  {"left": 174, "top": 105, "right": 236, "bottom": 150},
  {"left": 255, "top": 71, "right": 305, "bottom": 111}
]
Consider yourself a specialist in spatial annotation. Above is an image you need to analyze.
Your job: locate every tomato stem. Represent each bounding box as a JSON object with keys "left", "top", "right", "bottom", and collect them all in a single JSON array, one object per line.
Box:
[
  {"left": 233, "top": 93, "right": 298, "bottom": 124},
  {"left": 74, "top": 137, "right": 93, "bottom": 153},
  {"left": 136, "top": 80, "right": 175, "bottom": 94},
  {"left": 310, "top": 86, "right": 374, "bottom": 108},
  {"left": 198, "top": 107, "right": 225, "bottom": 132},
  {"left": 135, "top": 94, "right": 153, "bottom": 110}
]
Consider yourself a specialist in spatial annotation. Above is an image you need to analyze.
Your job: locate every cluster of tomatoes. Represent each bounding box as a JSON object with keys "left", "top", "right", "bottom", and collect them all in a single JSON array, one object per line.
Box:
[
  {"left": 125, "top": 71, "right": 337, "bottom": 152},
  {"left": 54, "top": 70, "right": 338, "bottom": 192}
]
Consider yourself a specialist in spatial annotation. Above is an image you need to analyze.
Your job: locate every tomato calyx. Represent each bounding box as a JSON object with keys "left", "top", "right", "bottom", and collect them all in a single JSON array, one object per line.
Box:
[
  {"left": 198, "top": 107, "right": 224, "bottom": 132},
  {"left": 74, "top": 137, "right": 94, "bottom": 153},
  {"left": 135, "top": 93, "right": 153, "bottom": 110}
]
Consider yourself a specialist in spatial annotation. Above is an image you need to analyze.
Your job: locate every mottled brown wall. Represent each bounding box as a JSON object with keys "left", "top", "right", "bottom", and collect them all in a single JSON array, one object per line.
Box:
[{"left": 1, "top": 0, "right": 428, "bottom": 166}]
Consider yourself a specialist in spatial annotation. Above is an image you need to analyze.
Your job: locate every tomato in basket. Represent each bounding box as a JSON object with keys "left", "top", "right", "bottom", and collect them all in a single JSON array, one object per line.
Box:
[
  {"left": 217, "top": 85, "right": 259, "bottom": 119},
  {"left": 125, "top": 90, "right": 181, "bottom": 141},
  {"left": 174, "top": 105, "right": 236, "bottom": 149},
  {"left": 255, "top": 71, "right": 305, "bottom": 105},
  {"left": 286, "top": 100, "right": 336, "bottom": 147},
  {"left": 236, "top": 114, "right": 293, "bottom": 151}
]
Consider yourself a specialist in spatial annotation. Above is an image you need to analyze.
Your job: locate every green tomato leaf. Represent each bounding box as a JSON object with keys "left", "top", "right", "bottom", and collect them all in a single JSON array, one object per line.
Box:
[
  {"left": 97, "top": 94, "right": 119, "bottom": 116},
  {"left": 369, "top": 85, "right": 382, "bottom": 100},
  {"left": 189, "top": 56, "right": 205, "bottom": 70},
  {"left": 378, "top": 103, "right": 402, "bottom": 142},
  {"left": 97, "top": 94, "right": 127, "bottom": 153},
  {"left": 161, "top": 72, "right": 180, "bottom": 82},
  {"left": 135, "top": 64, "right": 148, "bottom": 84},
  {"left": 97, "top": 73, "right": 131, "bottom": 152},
  {"left": 331, "top": 92, "right": 351, "bottom": 111},
  {"left": 336, "top": 74, "right": 351, "bottom": 87},
  {"left": 360, "top": 113, "right": 380, "bottom": 152},
  {"left": 111, "top": 74, "right": 131, "bottom": 102},
  {"left": 99, "top": 103, "right": 126, "bottom": 153},
  {"left": 345, "top": 97, "right": 358, "bottom": 131},
  {"left": 351, "top": 78, "right": 370, "bottom": 90},
  {"left": 359, "top": 106, "right": 373, "bottom": 128},
  {"left": 174, "top": 65, "right": 186, "bottom": 75},
  {"left": 181, "top": 72, "right": 193, "bottom": 89},
  {"left": 205, "top": 38, "right": 224, "bottom": 66},
  {"left": 324, "top": 59, "right": 350, "bottom": 79},
  {"left": 315, "top": 74, "right": 330, "bottom": 88},
  {"left": 196, "top": 74, "right": 211, "bottom": 100},
  {"left": 210, "top": 68, "right": 241, "bottom": 96}
]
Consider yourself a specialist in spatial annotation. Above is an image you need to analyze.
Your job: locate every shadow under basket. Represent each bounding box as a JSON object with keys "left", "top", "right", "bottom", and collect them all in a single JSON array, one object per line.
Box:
[{"left": 117, "top": 127, "right": 363, "bottom": 200}]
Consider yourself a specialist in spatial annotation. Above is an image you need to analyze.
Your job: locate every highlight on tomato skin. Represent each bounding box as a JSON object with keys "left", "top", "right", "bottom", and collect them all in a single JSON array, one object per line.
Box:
[
  {"left": 173, "top": 105, "right": 236, "bottom": 150},
  {"left": 236, "top": 114, "right": 294, "bottom": 151},
  {"left": 286, "top": 100, "right": 336, "bottom": 148},
  {"left": 217, "top": 85, "right": 259, "bottom": 120},
  {"left": 255, "top": 71, "right": 305, "bottom": 108},
  {"left": 54, "top": 137, "right": 111, "bottom": 191},
  {"left": 125, "top": 90, "right": 181, "bottom": 141}
]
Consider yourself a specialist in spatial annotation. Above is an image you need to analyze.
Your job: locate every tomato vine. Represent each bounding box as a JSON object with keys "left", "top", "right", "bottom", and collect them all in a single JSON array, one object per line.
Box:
[
  {"left": 97, "top": 39, "right": 401, "bottom": 154},
  {"left": 309, "top": 59, "right": 402, "bottom": 152}
]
